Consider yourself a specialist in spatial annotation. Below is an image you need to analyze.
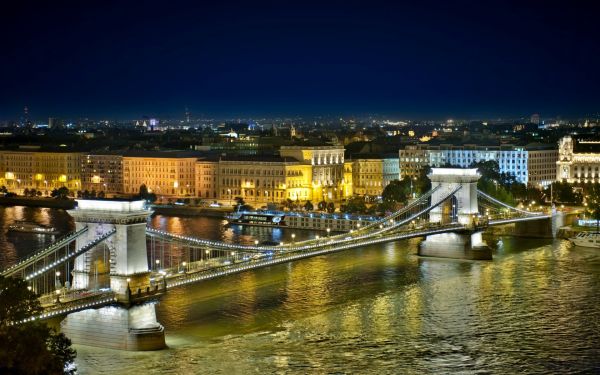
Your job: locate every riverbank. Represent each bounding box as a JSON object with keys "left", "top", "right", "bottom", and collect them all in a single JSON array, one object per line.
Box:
[{"left": 0, "top": 196, "right": 76, "bottom": 209}]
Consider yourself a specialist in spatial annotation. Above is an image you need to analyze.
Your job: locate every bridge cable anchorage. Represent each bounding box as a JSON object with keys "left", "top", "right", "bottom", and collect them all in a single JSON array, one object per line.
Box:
[
  {"left": 476, "top": 189, "right": 544, "bottom": 216},
  {"left": 23, "top": 229, "right": 117, "bottom": 282},
  {"left": 2, "top": 226, "right": 90, "bottom": 276}
]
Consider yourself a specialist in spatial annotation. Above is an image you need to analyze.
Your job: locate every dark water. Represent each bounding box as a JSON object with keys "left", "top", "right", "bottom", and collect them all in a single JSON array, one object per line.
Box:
[
  {"left": 0, "top": 206, "right": 74, "bottom": 269},
  {"left": 1, "top": 209, "right": 599, "bottom": 374}
]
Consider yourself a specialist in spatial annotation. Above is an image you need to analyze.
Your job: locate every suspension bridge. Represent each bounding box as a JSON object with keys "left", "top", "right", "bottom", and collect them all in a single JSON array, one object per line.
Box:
[{"left": 2, "top": 168, "right": 552, "bottom": 350}]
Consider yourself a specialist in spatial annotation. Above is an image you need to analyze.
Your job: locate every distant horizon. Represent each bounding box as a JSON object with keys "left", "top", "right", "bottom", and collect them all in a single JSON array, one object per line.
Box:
[{"left": 1, "top": 109, "right": 598, "bottom": 124}]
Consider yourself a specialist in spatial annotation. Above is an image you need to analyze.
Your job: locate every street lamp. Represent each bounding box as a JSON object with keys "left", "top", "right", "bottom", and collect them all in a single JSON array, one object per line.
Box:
[
  {"left": 155, "top": 259, "right": 160, "bottom": 270},
  {"left": 326, "top": 228, "right": 331, "bottom": 237},
  {"left": 291, "top": 233, "right": 296, "bottom": 243},
  {"left": 227, "top": 189, "right": 232, "bottom": 206},
  {"left": 315, "top": 235, "right": 320, "bottom": 240},
  {"left": 55, "top": 271, "right": 61, "bottom": 289},
  {"left": 181, "top": 262, "right": 187, "bottom": 272},
  {"left": 254, "top": 240, "right": 259, "bottom": 246}
]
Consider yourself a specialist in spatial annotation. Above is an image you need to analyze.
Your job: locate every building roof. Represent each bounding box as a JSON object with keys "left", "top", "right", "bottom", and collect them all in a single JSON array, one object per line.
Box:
[
  {"left": 573, "top": 139, "right": 600, "bottom": 153},
  {"left": 121, "top": 150, "right": 205, "bottom": 158},
  {"left": 219, "top": 155, "right": 301, "bottom": 163}
]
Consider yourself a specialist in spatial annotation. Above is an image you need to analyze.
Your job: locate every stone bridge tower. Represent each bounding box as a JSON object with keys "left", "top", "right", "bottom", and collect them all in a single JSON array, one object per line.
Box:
[{"left": 61, "top": 199, "right": 165, "bottom": 351}]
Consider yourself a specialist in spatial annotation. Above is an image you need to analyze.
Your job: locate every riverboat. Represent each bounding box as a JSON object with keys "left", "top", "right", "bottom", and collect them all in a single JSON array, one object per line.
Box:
[
  {"left": 569, "top": 232, "right": 600, "bottom": 248},
  {"left": 225, "top": 210, "right": 379, "bottom": 232},
  {"left": 8, "top": 221, "right": 60, "bottom": 235},
  {"left": 225, "top": 211, "right": 287, "bottom": 227}
]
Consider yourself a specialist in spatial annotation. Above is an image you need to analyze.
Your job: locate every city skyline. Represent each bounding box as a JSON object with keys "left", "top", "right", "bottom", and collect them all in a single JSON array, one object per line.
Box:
[{"left": 1, "top": 1, "right": 599, "bottom": 120}]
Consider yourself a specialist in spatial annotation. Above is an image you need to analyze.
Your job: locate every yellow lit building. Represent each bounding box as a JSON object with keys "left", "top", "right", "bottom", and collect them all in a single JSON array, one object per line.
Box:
[
  {"left": 195, "top": 158, "right": 219, "bottom": 199},
  {"left": 81, "top": 153, "right": 123, "bottom": 196},
  {"left": 0, "top": 150, "right": 82, "bottom": 194},
  {"left": 280, "top": 145, "right": 345, "bottom": 202},
  {"left": 352, "top": 158, "right": 384, "bottom": 197},
  {"left": 122, "top": 152, "right": 196, "bottom": 198},
  {"left": 343, "top": 160, "right": 353, "bottom": 198},
  {"left": 217, "top": 155, "right": 312, "bottom": 207}
]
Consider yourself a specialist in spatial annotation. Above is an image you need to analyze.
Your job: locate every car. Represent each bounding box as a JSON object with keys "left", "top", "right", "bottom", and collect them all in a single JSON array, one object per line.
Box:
[{"left": 209, "top": 203, "right": 221, "bottom": 207}]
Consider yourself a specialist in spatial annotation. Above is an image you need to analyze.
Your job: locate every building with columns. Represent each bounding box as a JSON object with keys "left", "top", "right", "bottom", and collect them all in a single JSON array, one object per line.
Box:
[
  {"left": 556, "top": 136, "right": 600, "bottom": 183},
  {"left": 280, "top": 145, "right": 346, "bottom": 202}
]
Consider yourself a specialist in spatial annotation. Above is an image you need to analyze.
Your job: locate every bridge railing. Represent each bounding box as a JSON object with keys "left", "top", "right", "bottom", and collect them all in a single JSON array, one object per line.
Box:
[
  {"left": 2, "top": 226, "right": 89, "bottom": 276},
  {"left": 477, "top": 190, "right": 544, "bottom": 216},
  {"left": 24, "top": 228, "right": 117, "bottom": 281}
]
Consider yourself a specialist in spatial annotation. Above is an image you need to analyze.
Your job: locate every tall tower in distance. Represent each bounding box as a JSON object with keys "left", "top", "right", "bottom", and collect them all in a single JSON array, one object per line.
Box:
[
  {"left": 23, "top": 105, "right": 31, "bottom": 128},
  {"left": 185, "top": 106, "right": 191, "bottom": 123},
  {"left": 530, "top": 113, "right": 540, "bottom": 126}
]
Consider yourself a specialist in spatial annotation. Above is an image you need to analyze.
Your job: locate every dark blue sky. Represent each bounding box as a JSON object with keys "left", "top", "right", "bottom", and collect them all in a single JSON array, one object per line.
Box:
[{"left": 1, "top": 1, "right": 598, "bottom": 120}]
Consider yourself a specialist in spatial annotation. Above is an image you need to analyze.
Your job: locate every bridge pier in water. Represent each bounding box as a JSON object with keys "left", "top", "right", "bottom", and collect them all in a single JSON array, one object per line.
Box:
[
  {"left": 61, "top": 200, "right": 165, "bottom": 351},
  {"left": 418, "top": 168, "right": 492, "bottom": 260}
]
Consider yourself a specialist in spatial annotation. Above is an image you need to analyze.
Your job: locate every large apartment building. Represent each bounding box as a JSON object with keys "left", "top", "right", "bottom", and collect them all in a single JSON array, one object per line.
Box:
[
  {"left": 81, "top": 153, "right": 123, "bottom": 196},
  {"left": 399, "top": 143, "right": 558, "bottom": 186},
  {"left": 0, "top": 149, "right": 82, "bottom": 194},
  {"left": 122, "top": 151, "right": 197, "bottom": 197},
  {"left": 350, "top": 155, "right": 400, "bottom": 197}
]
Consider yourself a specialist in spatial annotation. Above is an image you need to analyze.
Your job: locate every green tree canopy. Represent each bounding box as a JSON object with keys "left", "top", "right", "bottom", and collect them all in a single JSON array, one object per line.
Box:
[
  {"left": 0, "top": 275, "right": 76, "bottom": 374},
  {"left": 381, "top": 179, "right": 410, "bottom": 204}
]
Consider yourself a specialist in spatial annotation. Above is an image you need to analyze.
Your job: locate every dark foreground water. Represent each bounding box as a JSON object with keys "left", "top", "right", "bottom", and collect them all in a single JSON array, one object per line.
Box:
[{"left": 1, "top": 208, "right": 599, "bottom": 374}]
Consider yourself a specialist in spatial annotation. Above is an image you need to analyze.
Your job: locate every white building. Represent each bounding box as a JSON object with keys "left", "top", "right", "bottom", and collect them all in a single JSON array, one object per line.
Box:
[
  {"left": 400, "top": 144, "right": 558, "bottom": 186},
  {"left": 556, "top": 136, "right": 600, "bottom": 183}
]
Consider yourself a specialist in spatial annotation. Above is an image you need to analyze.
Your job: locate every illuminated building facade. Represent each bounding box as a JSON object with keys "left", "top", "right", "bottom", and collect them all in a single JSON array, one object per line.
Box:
[
  {"left": 351, "top": 156, "right": 399, "bottom": 197},
  {"left": 400, "top": 143, "right": 558, "bottom": 186},
  {"left": 195, "top": 158, "right": 218, "bottom": 199},
  {"left": 122, "top": 152, "right": 196, "bottom": 198},
  {"left": 279, "top": 146, "right": 345, "bottom": 202},
  {"left": 81, "top": 153, "right": 123, "bottom": 196},
  {"left": 557, "top": 136, "right": 600, "bottom": 183},
  {"left": 0, "top": 150, "right": 82, "bottom": 194},
  {"left": 217, "top": 156, "right": 312, "bottom": 206}
]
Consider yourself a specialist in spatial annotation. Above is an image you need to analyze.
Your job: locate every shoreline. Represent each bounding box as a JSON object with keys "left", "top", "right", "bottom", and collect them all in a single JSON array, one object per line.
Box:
[{"left": 0, "top": 196, "right": 76, "bottom": 209}]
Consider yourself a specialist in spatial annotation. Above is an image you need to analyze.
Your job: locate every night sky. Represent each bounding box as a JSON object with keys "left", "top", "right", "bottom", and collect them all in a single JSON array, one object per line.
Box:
[{"left": 1, "top": 1, "right": 598, "bottom": 120}]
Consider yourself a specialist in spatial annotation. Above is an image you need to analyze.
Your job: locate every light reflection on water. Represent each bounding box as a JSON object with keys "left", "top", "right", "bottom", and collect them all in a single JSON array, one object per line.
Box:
[{"left": 1, "top": 210, "right": 598, "bottom": 373}]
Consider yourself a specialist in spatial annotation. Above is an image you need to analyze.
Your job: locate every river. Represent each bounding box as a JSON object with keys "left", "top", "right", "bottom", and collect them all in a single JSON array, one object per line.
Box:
[{"left": 1, "top": 207, "right": 599, "bottom": 374}]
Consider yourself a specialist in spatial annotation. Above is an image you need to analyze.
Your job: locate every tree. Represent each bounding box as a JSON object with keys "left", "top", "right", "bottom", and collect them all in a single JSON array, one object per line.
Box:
[
  {"left": 342, "top": 197, "right": 367, "bottom": 214},
  {"left": 97, "top": 191, "right": 106, "bottom": 199},
  {"left": 318, "top": 200, "right": 327, "bottom": 211},
  {"left": 23, "top": 188, "right": 30, "bottom": 197},
  {"left": 51, "top": 187, "right": 70, "bottom": 199},
  {"left": 382, "top": 179, "right": 410, "bottom": 204},
  {"left": 0, "top": 185, "right": 8, "bottom": 194},
  {"left": 413, "top": 166, "right": 432, "bottom": 196},
  {"left": 139, "top": 184, "right": 149, "bottom": 198},
  {"left": 0, "top": 275, "right": 76, "bottom": 374},
  {"left": 136, "top": 184, "right": 157, "bottom": 203},
  {"left": 326, "top": 202, "right": 335, "bottom": 213},
  {"left": 304, "top": 200, "right": 314, "bottom": 211},
  {"left": 585, "top": 183, "right": 600, "bottom": 232}
]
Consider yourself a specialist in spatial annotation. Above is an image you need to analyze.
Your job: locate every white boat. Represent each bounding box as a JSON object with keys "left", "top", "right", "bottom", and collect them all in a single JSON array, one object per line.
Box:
[
  {"left": 569, "top": 232, "right": 600, "bottom": 248},
  {"left": 8, "top": 221, "right": 60, "bottom": 235}
]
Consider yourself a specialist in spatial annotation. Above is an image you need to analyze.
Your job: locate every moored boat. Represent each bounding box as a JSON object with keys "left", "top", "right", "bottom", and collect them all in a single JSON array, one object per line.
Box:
[
  {"left": 8, "top": 221, "right": 60, "bottom": 235},
  {"left": 569, "top": 231, "right": 600, "bottom": 248}
]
